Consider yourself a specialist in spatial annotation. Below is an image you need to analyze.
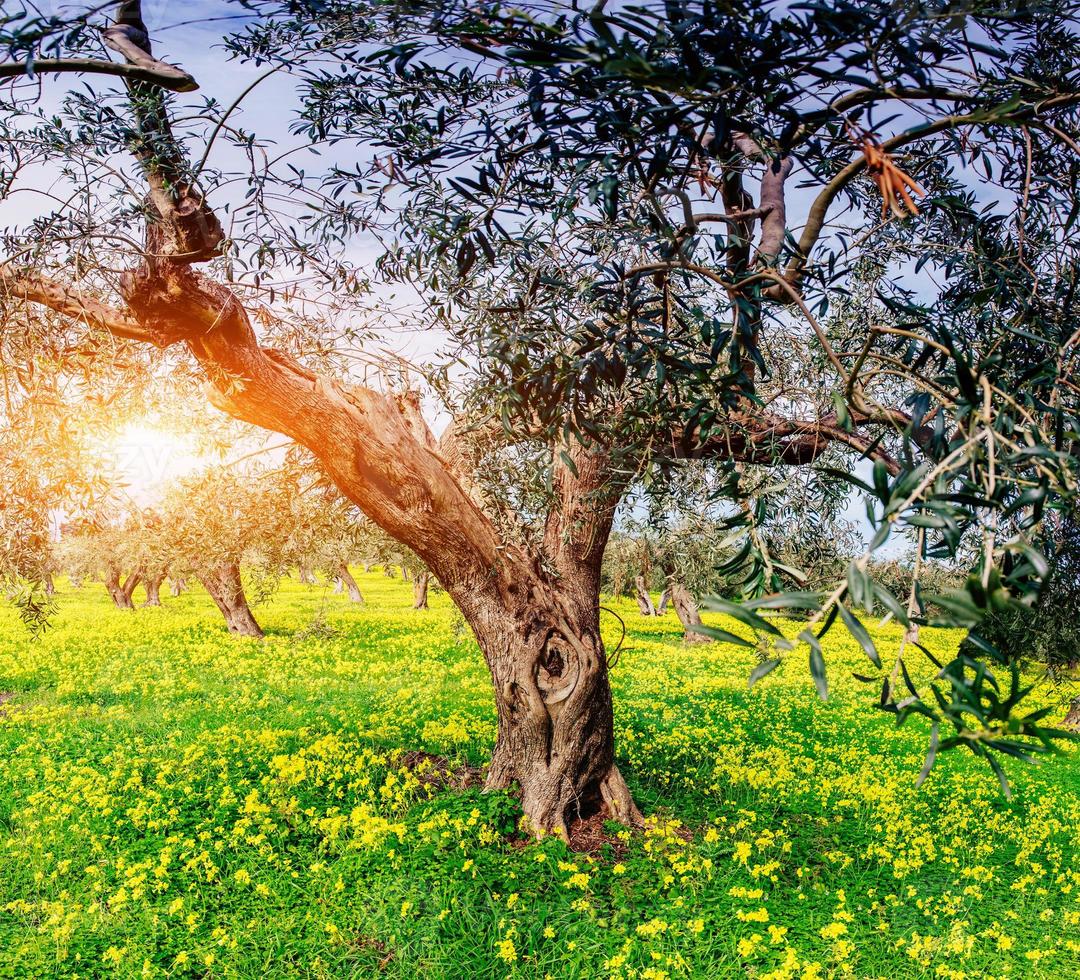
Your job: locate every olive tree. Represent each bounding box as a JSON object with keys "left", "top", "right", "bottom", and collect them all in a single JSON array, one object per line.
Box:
[
  {"left": 59, "top": 519, "right": 143, "bottom": 609},
  {"left": 158, "top": 467, "right": 291, "bottom": 637},
  {"left": 2, "top": 0, "right": 1080, "bottom": 833},
  {"left": 283, "top": 487, "right": 370, "bottom": 603}
]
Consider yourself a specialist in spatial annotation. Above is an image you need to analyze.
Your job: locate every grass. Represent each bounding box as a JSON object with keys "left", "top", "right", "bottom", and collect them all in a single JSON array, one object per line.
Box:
[{"left": 0, "top": 570, "right": 1078, "bottom": 979}]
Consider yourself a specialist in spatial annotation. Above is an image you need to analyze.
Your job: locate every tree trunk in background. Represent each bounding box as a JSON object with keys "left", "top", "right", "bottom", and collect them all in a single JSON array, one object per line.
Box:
[
  {"left": 657, "top": 588, "right": 671, "bottom": 615},
  {"left": 383, "top": 565, "right": 395, "bottom": 577},
  {"left": 105, "top": 568, "right": 140, "bottom": 610},
  {"left": 634, "top": 575, "right": 657, "bottom": 616},
  {"left": 298, "top": 564, "right": 316, "bottom": 585},
  {"left": 143, "top": 572, "right": 165, "bottom": 606},
  {"left": 332, "top": 576, "right": 344, "bottom": 594},
  {"left": 198, "top": 563, "right": 263, "bottom": 637},
  {"left": 413, "top": 571, "right": 430, "bottom": 609},
  {"left": 670, "top": 581, "right": 710, "bottom": 643},
  {"left": 170, "top": 576, "right": 186, "bottom": 597},
  {"left": 44, "top": 573, "right": 55, "bottom": 596},
  {"left": 1065, "top": 696, "right": 1080, "bottom": 729},
  {"left": 401, "top": 565, "right": 411, "bottom": 582},
  {"left": 337, "top": 564, "right": 364, "bottom": 603}
]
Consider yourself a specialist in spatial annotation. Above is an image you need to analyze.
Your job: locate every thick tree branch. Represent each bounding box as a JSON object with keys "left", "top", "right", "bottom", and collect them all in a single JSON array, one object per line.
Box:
[
  {"left": 108, "top": 1, "right": 222, "bottom": 261},
  {"left": 688, "top": 411, "right": 902, "bottom": 475},
  {"left": 756, "top": 153, "right": 794, "bottom": 265},
  {"left": 543, "top": 440, "right": 626, "bottom": 603},
  {"left": 0, "top": 265, "right": 162, "bottom": 345},
  {"left": 0, "top": 56, "right": 197, "bottom": 92}
]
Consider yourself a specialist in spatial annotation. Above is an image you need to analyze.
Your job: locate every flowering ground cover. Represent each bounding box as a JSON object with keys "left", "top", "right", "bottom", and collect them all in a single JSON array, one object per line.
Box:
[{"left": 1, "top": 572, "right": 1078, "bottom": 979}]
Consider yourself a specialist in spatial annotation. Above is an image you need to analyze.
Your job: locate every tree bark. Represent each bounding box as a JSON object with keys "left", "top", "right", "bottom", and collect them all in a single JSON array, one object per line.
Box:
[
  {"left": 634, "top": 575, "right": 658, "bottom": 616},
  {"left": 401, "top": 565, "right": 410, "bottom": 582},
  {"left": 298, "top": 564, "right": 316, "bottom": 585},
  {"left": 44, "top": 572, "right": 55, "bottom": 596},
  {"left": 197, "top": 563, "right": 263, "bottom": 637},
  {"left": 1064, "top": 696, "right": 1080, "bottom": 729},
  {"left": 337, "top": 564, "right": 364, "bottom": 603},
  {"left": 657, "top": 587, "right": 671, "bottom": 615},
  {"left": 332, "top": 576, "right": 343, "bottom": 594},
  {"left": 474, "top": 582, "right": 641, "bottom": 840},
  {"left": 413, "top": 571, "right": 430, "bottom": 609},
  {"left": 143, "top": 572, "right": 165, "bottom": 606},
  {"left": 105, "top": 568, "right": 140, "bottom": 610},
  {"left": 169, "top": 576, "right": 186, "bottom": 597},
  {"left": 669, "top": 581, "right": 711, "bottom": 643}
]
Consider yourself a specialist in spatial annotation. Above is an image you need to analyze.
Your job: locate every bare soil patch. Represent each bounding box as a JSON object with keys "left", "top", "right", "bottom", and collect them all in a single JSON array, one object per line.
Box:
[{"left": 395, "top": 750, "right": 483, "bottom": 791}]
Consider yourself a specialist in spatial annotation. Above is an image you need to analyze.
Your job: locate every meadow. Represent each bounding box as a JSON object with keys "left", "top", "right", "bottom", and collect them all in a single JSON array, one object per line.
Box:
[{"left": 1, "top": 572, "right": 1078, "bottom": 980}]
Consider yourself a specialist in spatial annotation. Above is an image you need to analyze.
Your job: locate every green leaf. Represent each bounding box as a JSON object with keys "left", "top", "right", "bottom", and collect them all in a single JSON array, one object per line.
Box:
[
  {"left": 916, "top": 721, "right": 939, "bottom": 788},
  {"left": 801, "top": 630, "right": 828, "bottom": 700},
  {"left": 688, "top": 623, "right": 754, "bottom": 647},
  {"left": 838, "top": 604, "right": 881, "bottom": 668},
  {"left": 700, "top": 596, "right": 783, "bottom": 636},
  {"left": 744, "top": 591, "right": 821, "bottom": 611},
  {"left": 748, "top": 658, "right": 782, "bottom": 687}
]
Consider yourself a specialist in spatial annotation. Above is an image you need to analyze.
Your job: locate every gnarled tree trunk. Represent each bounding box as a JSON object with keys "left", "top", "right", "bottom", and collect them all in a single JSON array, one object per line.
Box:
[
  {"left": 105, "top": 567, "right": 140, "bottom": 610},
  {"left": 634, "top": 574, "right": 657, "bottom": 616},
  {"left": 44, "top": 572, "right": 55, "bottom": 596},
  {"left": 298, "top": 564, "right": 316, "bottom": 585},
  {"left": 332, "top": 576, "right": 343, "bottom": 594},
  {"left": 143, "top": 571, "right": 165, "bottom": 606},
  {"left": 469, "top": 582, "right": 640, "bottom": 840},
  {"left": 169, "top": 576, "right": 186, "bottom": 597},
  {"left": 198, "top": 562, "right": 263, "bottom": 637},
  {"left": 412, "top": 571, "right": 430, "bottom": 609},
  {"left": 1064, "top": 696, "right": 1080, "bottom": 729},
  {"left": 337, "top": 564, "right": 363, "bottom": 603},
  {"left": 669, "top": 581, "right": 711, "bottom": 643},
  {"left": 657, "top": 587, "right": 671, "bottom": 615}
]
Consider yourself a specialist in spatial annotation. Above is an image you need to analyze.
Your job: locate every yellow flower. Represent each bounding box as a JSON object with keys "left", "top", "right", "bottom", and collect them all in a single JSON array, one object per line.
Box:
[
  {"left": 820, "top": 922, "right": 848, "bottom": 940},
  {"left": 737, "top": 934, "right": 762, "bottom": 957},
  {"left": 497, "top": 938, "right": 516, "bottom": 963},
  {"left": 737, "top": 907, "right": 769, "bottom": 923},
  {"left": 768, "top": 925, "right": 788, "bottom": 945}
]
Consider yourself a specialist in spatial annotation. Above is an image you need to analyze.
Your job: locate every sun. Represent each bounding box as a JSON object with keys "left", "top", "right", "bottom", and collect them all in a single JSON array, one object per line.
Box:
[{"left": 105, "top": 421, "right": 207, "bottom": 501}]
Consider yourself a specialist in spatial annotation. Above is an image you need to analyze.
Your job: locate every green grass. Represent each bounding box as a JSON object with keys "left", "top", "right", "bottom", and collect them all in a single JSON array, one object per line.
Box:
[{"left": 0, "top": 571, "right": 1078, "bottom": 979}]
